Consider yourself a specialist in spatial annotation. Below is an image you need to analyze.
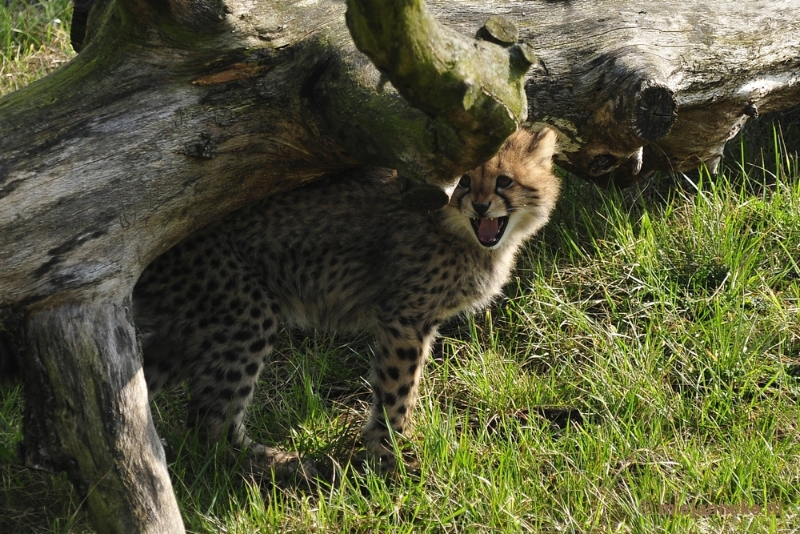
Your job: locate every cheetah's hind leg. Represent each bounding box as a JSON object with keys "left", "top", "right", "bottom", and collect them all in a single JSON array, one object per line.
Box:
[
  {"left": 182, "top": 300, "right": 318, "bottom": 485},
  {"left": 137, "top": 238, "right": 317, "bottom": 484}
]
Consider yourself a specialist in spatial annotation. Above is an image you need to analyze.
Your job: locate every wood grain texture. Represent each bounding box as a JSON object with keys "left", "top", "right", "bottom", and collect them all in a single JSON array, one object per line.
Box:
[
  {"left": 428, "top": 0, "right": 800, "bottom": 184},
  {"left": 23, "top": 299, "right": 184, "bottom": 533}
]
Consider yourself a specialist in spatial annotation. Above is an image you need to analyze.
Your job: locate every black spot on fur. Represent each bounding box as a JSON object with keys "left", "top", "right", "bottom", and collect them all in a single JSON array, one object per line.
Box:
[
  {"left": 248, "top": 339, "right": 267, "bottom": 353},
  {"left": 233, "top": 328, "right": 254, "bottom": 342},
  {"left": 212, "top": 332, "right": 227, "bottom": 344},
  {"left": 226, "top": 369, "right": 242, "bottom": 382},
  {"left": 396, "top": 347, "right": 417, "bottom": 361},
  {"left": 387, "top": 366, "right": 400, "bottom": 380}
]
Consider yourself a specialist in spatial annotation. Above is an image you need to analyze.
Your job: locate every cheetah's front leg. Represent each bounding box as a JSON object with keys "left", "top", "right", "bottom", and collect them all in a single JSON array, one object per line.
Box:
[{"left": 363, "top": 321, "right": 438, "bottom": 470}]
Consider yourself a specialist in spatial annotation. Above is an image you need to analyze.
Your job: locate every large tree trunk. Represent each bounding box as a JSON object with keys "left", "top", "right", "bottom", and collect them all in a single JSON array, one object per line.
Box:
[
  {"left": 23, "top": 299, "right": 183, "bottom": 533},
  {"left": 1, "top": 0, "right": 799, "bottom": 532}
]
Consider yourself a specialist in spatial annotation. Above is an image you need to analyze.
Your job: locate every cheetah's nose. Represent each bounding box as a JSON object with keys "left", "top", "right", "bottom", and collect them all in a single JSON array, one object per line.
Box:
[{"left": 472, "top": 202, "right": 490, "bottom": 216}]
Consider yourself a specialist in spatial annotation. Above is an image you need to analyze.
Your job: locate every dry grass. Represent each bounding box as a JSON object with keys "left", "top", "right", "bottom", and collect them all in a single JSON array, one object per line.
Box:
[{"left": 0, "top": 0, "right": 74, "bottom": 97}]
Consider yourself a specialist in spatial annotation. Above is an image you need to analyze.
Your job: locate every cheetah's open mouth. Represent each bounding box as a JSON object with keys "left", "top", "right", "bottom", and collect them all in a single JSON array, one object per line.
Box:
[{"left": 471, "top": 216, "right": 509, "bottom": 247}]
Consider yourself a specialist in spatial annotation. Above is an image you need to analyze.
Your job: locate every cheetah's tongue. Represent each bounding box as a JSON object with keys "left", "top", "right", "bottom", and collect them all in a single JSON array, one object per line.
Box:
[{"left": 478, "top": 218, "right": 500, "bottom": 244}]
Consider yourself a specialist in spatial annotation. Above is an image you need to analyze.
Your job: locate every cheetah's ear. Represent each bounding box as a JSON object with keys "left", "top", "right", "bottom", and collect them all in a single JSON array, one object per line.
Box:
[{"left": 527, "top": 127, "right": 557, "bottom": 168}]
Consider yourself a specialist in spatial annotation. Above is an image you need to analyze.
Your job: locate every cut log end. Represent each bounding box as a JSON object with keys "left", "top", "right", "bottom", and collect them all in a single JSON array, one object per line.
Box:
[
  {"left": 634, "top": 84, "right": 678, "bottom": 142},
  {"left": 476, "top": 16, "right": 519, "bottom": 47}
]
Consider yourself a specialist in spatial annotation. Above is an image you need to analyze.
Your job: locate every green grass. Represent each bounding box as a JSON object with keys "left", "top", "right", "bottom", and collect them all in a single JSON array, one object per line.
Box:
[
  {"left": 2, "top": 2, "right": 800, "bottom": 533},
  {"left": 0, "top": 0, "right": 73, "bottom": 96}
]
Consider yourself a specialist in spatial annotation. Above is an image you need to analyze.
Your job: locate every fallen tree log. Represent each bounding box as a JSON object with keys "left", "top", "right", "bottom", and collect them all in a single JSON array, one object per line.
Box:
[
  {"left": 438, "top": 0, "right": 800, "bottom": 186},
  {"left": 1, "top": 0, "right": 799, "bottom": 532}
]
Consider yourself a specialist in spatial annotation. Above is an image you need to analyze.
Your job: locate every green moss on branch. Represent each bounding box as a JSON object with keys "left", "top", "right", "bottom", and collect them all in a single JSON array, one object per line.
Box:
[{"left": 345, "top": 0, "right": 528, "bottom": 186}]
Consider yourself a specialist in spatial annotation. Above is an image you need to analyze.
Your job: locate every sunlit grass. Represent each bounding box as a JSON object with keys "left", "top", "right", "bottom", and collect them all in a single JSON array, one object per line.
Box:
[{"left": 0, "top": 0, "right": 74, "bottom": 96}]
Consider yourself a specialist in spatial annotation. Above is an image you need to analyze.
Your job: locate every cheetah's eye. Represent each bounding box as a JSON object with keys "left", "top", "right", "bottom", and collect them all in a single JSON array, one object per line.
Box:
[
  {"left": 496, "top": 175, "right": 513, "bottom": 188},
  {"left": 458, "top": 175, "right": 470, "bottom": 189}
]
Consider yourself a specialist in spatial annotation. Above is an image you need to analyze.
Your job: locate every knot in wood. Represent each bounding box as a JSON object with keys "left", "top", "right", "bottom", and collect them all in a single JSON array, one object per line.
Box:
[
  {"left": 397, "top": 176, "right": 450, "bottom": 212},
  {"left": 588, "top": 154, "right": 618, "bottom": 177},
  {"left": 476, "top": 16, "right": 519, "bottom": 47},
  {"left": 181, "top": 132, "right": 217, "bottom": 160},
  {"left": 744, "top": 102, "right": 759, "bottom": 118}
]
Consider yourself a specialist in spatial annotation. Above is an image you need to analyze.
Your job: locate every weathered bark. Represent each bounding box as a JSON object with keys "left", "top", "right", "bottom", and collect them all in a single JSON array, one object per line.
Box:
[
  {"left": 23, "top": 299, "right": 183, "bottom": 533},
  {"left": 1, "top": 0, "right": 799, "bottom": 532},
  {"left": 491, "top": 0, "right": 800, "bottom": 185}
]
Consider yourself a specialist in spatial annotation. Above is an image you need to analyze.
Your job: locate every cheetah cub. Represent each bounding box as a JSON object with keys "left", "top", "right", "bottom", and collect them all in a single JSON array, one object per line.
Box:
[{"left": 134, "top": 127, "right": 559, "bottom": 475}]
